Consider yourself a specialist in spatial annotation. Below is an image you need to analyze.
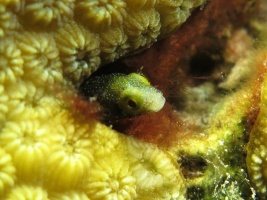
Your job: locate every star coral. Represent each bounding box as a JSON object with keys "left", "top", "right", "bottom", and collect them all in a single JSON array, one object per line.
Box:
[
  {"left": 54, "top": 22, "right": 100, "bottom": 83},
  {"left": 15, "top": 32, "right": 63, "bottom": 85},
  {"left": 5, "top": 185, "right": 49, "bottom": 200},
  {"left": 75, "top": 0, "right": 126, "bottom": 30},
  {"left": 84, "top": 153, "right": 137, "bottom": 200},
  {"left": 0, "top": 120, "right": 51, "bottom": 183},
  {"left": 5, "top": 0, "right": 267, "bottom": 199},
  {"left": 123, "top": 9, "right": 161, "bottom": 50},
  {"left": 0, "top": 38, "right": 23, "bottom": 84},
  {"left": 19, "top": 0, "right": 75, "bottom": 27},
  {"left": 0, "top": 3, "right": 18, "bottom": 38},
  {"left": 0, "top": 148, "right": 16, "bottom": 196}
]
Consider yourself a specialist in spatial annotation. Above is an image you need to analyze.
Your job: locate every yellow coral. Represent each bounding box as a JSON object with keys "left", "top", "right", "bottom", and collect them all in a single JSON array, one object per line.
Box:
[
  {"left": 88, "top": 122, "right": 121, "bottom": 157},
  {"left": 1, "top": 0, "right": 20, "bottom": 7},
  {"left": 0, "top": 85, "right": 8, "bottom": 126},
  {"left": 246, "top": 52, "right": 267, "bottom": 198},
  {"left": 54, "top": 22, "right": 100, "bottom": 83},
  {"left": 49, "top": 190, "right": 90, "bottom": 200},
  {"left": 123, "top": 9, "right": 161, "bottom": 50},
  {"left": 100, "top": 27, "right": 129, "bottom": 63},
  {"left": 0, "top": 3, "right": 19, "bottom": 38},
  {"left": 75, "top": 0, "right": 126, "bottom": 30},
  {"left": 4, "top": 185, "right": 49, "bottom": 200},
  {"left": 125, "top": 137, "right": 186, "bottom": 199},
  {"left": 15, "top": 32, "right": 63, "bottom": 85},
  {"left": 84, "top": 153, "right": 137, "bottom": 200},
  {"left": 43, "top": 111, "right": 94, "bottom": 190},
  {"left": 4, "top": 80, "right": 59, "bottom": 121},
  {"left": 20, "top": 0, "right": 75, "bottom": 27},
  {"left": 0, "top": 38, "right": 24, "bottom": 84},
  {"left": 156, "top": 0, "right": 206, "bottom": 35},
  {"left": 0, "top": 0, "right": 208, "bottom": 199},
  {"left": 0, "top": 120, "right": 52, "bottom": 183},
  {"left": 0, "top": 148, "right": 16, "bottom": 197},
  {"left": 125, "top": 0, "right": 158, "bottom": 9}
]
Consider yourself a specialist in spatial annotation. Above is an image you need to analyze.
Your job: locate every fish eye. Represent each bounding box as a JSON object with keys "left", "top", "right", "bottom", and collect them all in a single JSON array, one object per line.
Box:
[{"left": 127, "top": 99, "right": 138, "bottom": 109}]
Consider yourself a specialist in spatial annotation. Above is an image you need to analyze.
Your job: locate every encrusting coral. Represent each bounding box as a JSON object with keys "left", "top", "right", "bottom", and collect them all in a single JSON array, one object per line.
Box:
[
  {"left": 2, "top": 0, "right": 267, "bottom": 199},
  {"left": 75, "top": 0, "right": 126, "bottom": 30},
  {"left": 0, "top": 147, "right": 16, "bottom": 196},
  {"left": 19, "top": 0, "right": 75, "bottom": 28},
  {"left": 123, "top": 9, "right": 161, "bottom": 50},
  {"left": 246, "top": 51, "right": 267, "bottom": 199},
  {"left": 0, "top": 0, "right": 210, "bottom": 199}
]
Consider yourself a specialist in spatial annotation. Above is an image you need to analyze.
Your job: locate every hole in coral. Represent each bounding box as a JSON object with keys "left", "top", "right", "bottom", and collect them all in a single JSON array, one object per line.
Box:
[
  {"left": 76, "top": 49, "right": 88, "bottom": 62},
  {"left": 189, "top": 52, "right": 216, "bottom": 77},
  {"left": 89, "top": 60, "right": 135, "bottom": 77},
  {"left": 179, "top": 154, "right": 207, "bottom": 179}
]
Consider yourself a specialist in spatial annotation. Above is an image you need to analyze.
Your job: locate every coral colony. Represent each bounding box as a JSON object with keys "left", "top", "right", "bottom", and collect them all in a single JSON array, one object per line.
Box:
[{"left": 1, "top": 0, "right": 267, "bottom": 199}]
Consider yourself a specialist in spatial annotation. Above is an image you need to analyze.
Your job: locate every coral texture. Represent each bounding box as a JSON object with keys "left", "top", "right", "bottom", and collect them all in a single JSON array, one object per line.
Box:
[
  {"left": 0, "top": 0, "right": 209, "bottom": 199},
  {"left": 2, "top": 0, "right": 266, "bottom": 199},
  {"left": 246, "top": 51, "right": 267, "bottom": 199}
]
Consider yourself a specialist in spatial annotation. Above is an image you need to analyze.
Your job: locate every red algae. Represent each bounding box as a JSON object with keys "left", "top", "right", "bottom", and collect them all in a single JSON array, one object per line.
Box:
[
  {"left": 67, "top": 94, "right": 102, "bottom": 122},
  {"left": 113, "top": 103, "right": 189, "bottom": 147}
]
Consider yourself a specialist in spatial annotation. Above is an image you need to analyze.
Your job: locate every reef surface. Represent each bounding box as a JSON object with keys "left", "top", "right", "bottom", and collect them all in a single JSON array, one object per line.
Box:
[{"left": 1, "top": 0, "right": 267, "bottom": 200}]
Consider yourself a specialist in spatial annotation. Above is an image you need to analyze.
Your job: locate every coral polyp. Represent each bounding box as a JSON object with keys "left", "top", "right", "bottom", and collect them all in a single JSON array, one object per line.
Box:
[
  {"left": 125, "top": 0, "right": 158, "bottom": 9},
  {"left": 0, "top": 39, "right": 23, "bottom": 84},
  {"left": 15, "top": 32, "right": 62, "bottom": 84},
  {"left": 49, "top": 190, "right": 90, "bottom": 200},
  {"left": 84, "top": 154, "right": 137, "bottom": 200},
  {"left": 0, "top": 3, "right": 18, "bottom": 38},
  {"left": 0, "top": 85, "right": 8, "bottom": 126},
  {"left": 55, "top": 22, "right": 100, "bottom": 83},
  {"left": 100, "top": 26, "right": 129, "bottom": 63},
  {"left": 0, "top": 148, "right": 16, "bottom": 196},
  {"left": 75, "top": 0, "right": 126, "bottom": 30},
  {"left": 5, "top": 185, "right": 49, "bottom": 200},
  {"left": 43, "top": 111, "right": 94, "bottom": 190},
  {"left": 0, "top": 120, "right": 51, "bottom": 183},
  {"left": 123, "top": 9, "right": 161, "bottom": 49},
  {"left": 125, "top": 137, "right": 186, "bottom": 199},
  {"left": 20, "top": 0, "right": 75, "bottom": 27}
]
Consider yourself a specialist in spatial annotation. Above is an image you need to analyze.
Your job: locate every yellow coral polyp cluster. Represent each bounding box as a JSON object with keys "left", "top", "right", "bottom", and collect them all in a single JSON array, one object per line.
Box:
[
  {"left": 15, "top": 32, "right": 63, "bottom": 85},
  {"left": 54, "top": 22, "right": 100, "bottom": 83},
  {"left": 0, "top": 3, "right": 18, "bottom": 38},
  {"left": 0, "top": 0, "right": 208, "bottom": 199},
  {"left": 123, "top": 9, "right": 161, "bottom": 50},
  {"left": 246, "top": 50, "right": 267, "bottom": 198},
  {"left": 0, "top": 148, "right": 16, "bottom": 196},
  {"left": 84, "top": 153, "right": 137, "bottom": 200},
  {"left": 1, "top": 0, "right": 206, "bottom": 84},
  {"left": 5, "top": 185, "right": 49, "bottom": 200},
  {"left": 125, "top": 0, "right": 158, "bottom": 9},
  {"left": 75, "top": 0, "right": 126, "bottom": 30},
  {"left": 0, "top": 39, "right": 23, "bottom": 84},
  {"left": 20, "top": 0, "right": 75, "bottom": 27},
  {"left": 0, "top": 108, "right": 186, "bottom": 199},
  {"left": 0, "top": 120, "right": 51, "bottom": 183}
]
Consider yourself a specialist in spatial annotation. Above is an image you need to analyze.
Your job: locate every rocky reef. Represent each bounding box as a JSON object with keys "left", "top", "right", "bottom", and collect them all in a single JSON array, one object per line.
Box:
[{"left": 1, "top": 0, "right": 267, "bottom": 199}]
